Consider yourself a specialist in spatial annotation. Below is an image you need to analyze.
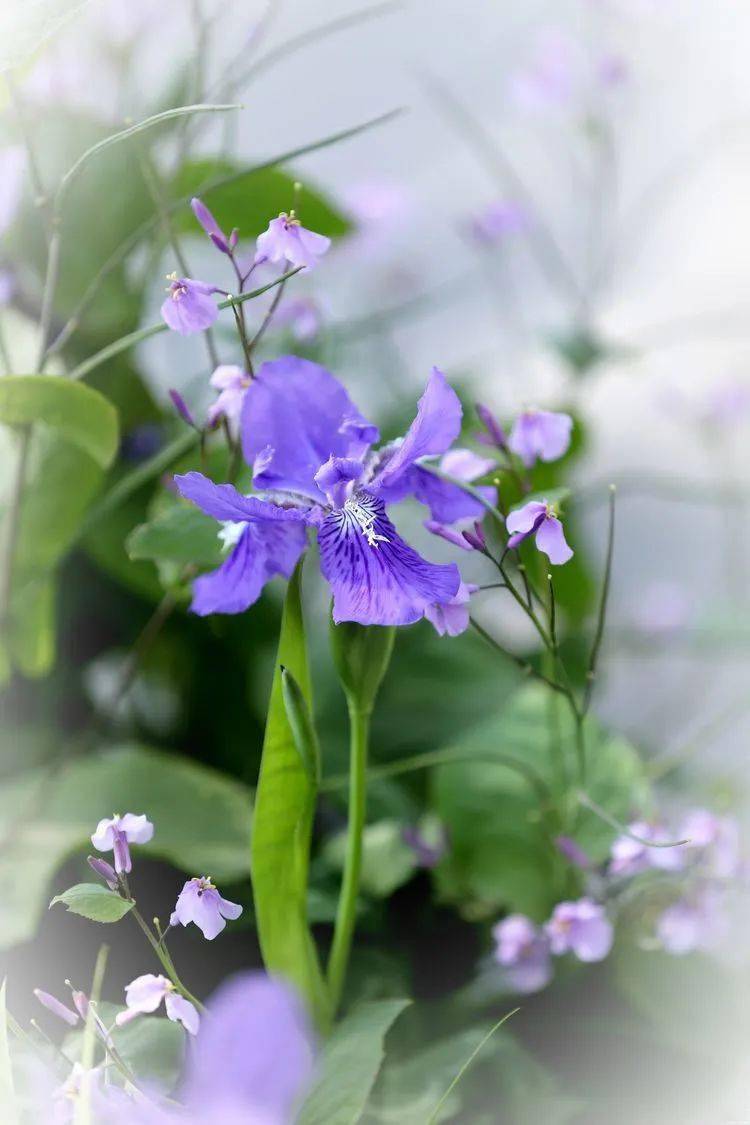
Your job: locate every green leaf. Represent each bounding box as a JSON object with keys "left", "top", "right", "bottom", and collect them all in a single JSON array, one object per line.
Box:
[
  {"left": 126, "top": 505, "right": 224, "bottom": 568},
  {"left": 50, "top": 884, "right": 134, "bottom": 923},
  {"left": 6, "top": 576, "right": 55, "bottom": 678},
  {"left": 324, "top": 820, "right": 417, "bottom": 899},
  {"left": 0, "top": 744, "right": 252, "bottom": 948},
  {"left": 171, "top": 159, "right": 350, "bottom": 243},
  {"left": 297, "top": 999, "right": 410, "bottom": 1125},
  {"left": 433, "top": 685, "right": 651, "bottom": 919},
  {"left": 0, "top": 377, "right": 118, "bottom": 469},
  {"left": 0, "top": 981, "right": 18, "bottom": 1125},
  {"left": 250, "top": 565, "right": 328, "bottom": 1025},
  {"left": 281, "top": 666, "right": 321, "bottom": 785}
]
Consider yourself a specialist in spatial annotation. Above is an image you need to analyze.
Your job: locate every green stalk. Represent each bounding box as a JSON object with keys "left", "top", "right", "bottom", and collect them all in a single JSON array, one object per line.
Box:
[{"left": 327, "top": 702, "right": 370, "bottom": 1013}]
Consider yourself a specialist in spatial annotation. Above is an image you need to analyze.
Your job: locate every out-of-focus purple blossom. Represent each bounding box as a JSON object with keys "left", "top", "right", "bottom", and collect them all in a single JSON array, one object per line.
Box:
[
  {"left": 598, "top": 52, "right": 628, "bottom": 87},
  {"left": 510, "top": 28, "right": 581, "bottom": 110},
  {"left": 190, "top": 197, "right": 234, "bottom": 255},
  {"left": 34, "top": 989, "right": 79, "bottom": 1026},
  {"left": 655, "top": 884, "right": 729, "bottom": 955},
  {"left": 87, "top": 855, "right": 118, "bottom": 889},
  {"left": 424, "top": 581, "right": 478, "bottom": 637},
  {"left": 506, "top": 499, "right": 573, "bottom": 565},
  {"left": 176, "top": 361, "right": 464, "bottom": 626},
  {"left": 169, "top": 389, "right": 198, "bottom": 430},
  {"left": 704, "top": 380, "right": 750, "bottom": 426},
  {"left": 634, "top": 580, "right": 691, "bottom": 636},
  {"left": 425, "top": 521, "right": 473, "bottom": 552},
  {"left": 609, "top": 821, "right": 686, "bottom": 877},
  {"left": 545, "top": 898, "right": 613, "bottom": 961},
  {"left": 121, "top": 423, "right": 163, "bottom": 462},
  {"left": 680, "top": 809, "right": 741, "bottom": 879},
  {"left": 468, "top": 200, "right": 527, "bottom": 246},
  {"left": 255, "top": 213, "right": 331, "bottom": 271},
  {"left": 555, "top": 836, "right": 590, "bottom": 869},
  {"left": 116, "top": 974, "right": 200, "bottom": 1036},
  {"left": 0, "top": 147, "right": 25, "bottom": 235},
  {"left": 343, "top": 181, "right": 410, "bottom": 226},
  {"left": 170, "top": 876, "right": 243, "bottom": 940},
  {"left": 402, "top": 818, "right": 449, "bottom": 868},
  {"left": 161, "top": 274, "right": 220, "bottom": 335},
  {"left": 462, "top": 521, "right": 487, "bottom": 552},
  {"left": 493, "top": 914, "right": 552, "bottom": 993},
  {"left": 0, "top": 269, "right": 16, "bottom": 306},
  {"left": 475, "top": 403, "right": 507, "bottom": 450},
  {"left": 273, "top": 297, "right": 322, "bottom": 343},
  {"left": 207, "top": 365, "right": 251, "bottom": 428},
  {"left": 508, "top": 408, "right": 572, "bottom": 468}
]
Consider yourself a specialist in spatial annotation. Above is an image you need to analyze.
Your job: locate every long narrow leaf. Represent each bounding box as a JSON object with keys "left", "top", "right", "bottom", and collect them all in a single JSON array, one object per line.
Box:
[{"left": 250, "top": 565, "right": 328, "bottom": 1026}]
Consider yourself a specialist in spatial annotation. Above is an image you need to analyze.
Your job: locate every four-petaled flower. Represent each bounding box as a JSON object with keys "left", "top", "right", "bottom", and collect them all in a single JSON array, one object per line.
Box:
[
  {"left": 115, "top": 973, "right": 200, "bottom": 1036},
  {"left": 508, "top": 408, "right": 572, "bottom": 468},
  {"left": 160, "top": 273, "right": 220, "bottom": 335},
  {"left": 255, "top": 212, "right": 331, "bottom": 270},
  {"left": 545, "top": 897, "right": 613, "bottom": 962},
  {"left": 170, "top": 876, "right": 243, "bottom": 940},
  {"left": 492, "top": 914, "right": 552, "bottom": 993},
  {"left": 207, "top": 364, "right": 252, "bottom": 428},
  {"left": 505, "top": 499, "right": 573, "bottom": 565},
  {"left": 174, "top": 359, "right": 485, "bottom": 628},
  {"left": 424, "top": 581, "right": 478, "bottom": 637},
  {"left": 91, "top": 813, "right": 153, "bottom": 875}
]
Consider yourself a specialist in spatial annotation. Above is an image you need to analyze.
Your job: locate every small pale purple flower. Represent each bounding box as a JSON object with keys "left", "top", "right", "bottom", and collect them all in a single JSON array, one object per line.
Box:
[
  {"left": 609, "top": 821, "right": 686, "bottom": 877},
  {"left": 505, "top": 499, "right": 573, "bottom": 565},
  {"left": 116, "top": 973, "right": 199, "bottom": 1036},
  {"left": 545, "top": 898, "right": 613, "bottom": 962},
  {"left": 468, "top": 200, "right": 527, "bottom": 246},
  {"left": 255, "top": 213, "right": 331, "bottom": 270},
  {"left": 655, "top": 884, "right": 729, "bottom": 956},
  {"left": 274, "top": 296, "right": 322, "bottom": 342},
  {"left": 34, "top": 989, "right": 79, "bottom": 1027},
  {"left": 493, "top": 914, "right": 552, "bottom": 993},
  {"left": 191, "top": 196, "right": 236, "bottom": 255},
  {"left": 207, "top": 364, "right": 251, "bottom": 428},
  {"left": 402, "top": 817, "right": 448, "bottom": 868},
  {"left": 424, "top": 581, "right": 478, "bottom": 637},
  {"left": 91, "top": 813, "right": 153, "bottom": 874},
  {"left": 170, "top": 876, "right": 243, "bottom": 940},
  {"left": 161, "top": 274, "right": 220, "bottom": 335},
  {"left": 508, "top": 408, "right": 573, "bottom": 468},
  {"left": 680, "top": 809, "right": 741, "bottom": 879}
]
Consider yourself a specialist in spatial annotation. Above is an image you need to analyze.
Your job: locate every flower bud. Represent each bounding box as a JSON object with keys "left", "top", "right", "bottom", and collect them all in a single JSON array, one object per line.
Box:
[{"left": 87, "top": 855, "right": 118, "bottom": 889}]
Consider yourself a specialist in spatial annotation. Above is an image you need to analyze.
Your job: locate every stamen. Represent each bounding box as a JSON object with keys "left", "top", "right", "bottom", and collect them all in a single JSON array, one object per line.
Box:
[{"left": 344, "top": 498, "right": 389, "bottom": 548}]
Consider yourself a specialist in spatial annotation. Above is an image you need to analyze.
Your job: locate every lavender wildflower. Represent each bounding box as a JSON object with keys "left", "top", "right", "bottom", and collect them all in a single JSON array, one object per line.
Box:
[
  {"left": 506, "top": 499, "right": 573, "bottom": 565},
  {"left": 424, "top": 581, "right": 479, "bottom": 637},
  {"left": 255, "top": 213, "right": 331, "bottom": 270},
  {"left": 468, "top": 200, "right": 527, "bottom": 246},
  {"left": 170, "top": 876, "right": 243, "bottom": 940},
  {"left": 190, "top": 196, "right": 236, "bottom": 255},
  {"left": 160, "top": 274, "right": 220, "bottom": 335},
  {"left": 508, "top": 408, "right": 573, "bottom": 468},
  {"left": 545, "top": 898, "right": 613, "bottom": 962},
  {"left": 91, "top": 813, "right": 153, "bottom": 874},
  {"left": 87, "top": 855, "right": 118, "bottom": 889},
  {"left": 493, "top": 915, "right": 552, "bottom": 993},
  {"left": 207, "top": 365, "right": 251, "bottom": 429},
  {"left": 116, "top": 973, "right": 200, "bottom": 1036}
]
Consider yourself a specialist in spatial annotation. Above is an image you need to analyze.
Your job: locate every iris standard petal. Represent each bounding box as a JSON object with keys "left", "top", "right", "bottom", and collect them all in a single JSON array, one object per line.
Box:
[
  {"left": 371, "top": 368, "right": 462, "bottom": 495},
  {"left": 175, "top": 472, "right": 307, "bottom": 525}
]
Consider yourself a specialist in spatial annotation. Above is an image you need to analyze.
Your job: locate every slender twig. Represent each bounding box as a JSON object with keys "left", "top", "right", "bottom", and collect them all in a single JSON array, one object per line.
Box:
[
  {"left": 582, "top": 485, "right": 616, "bottom": 715},
  {"left": 470, "top": 617, "right": 566, "bottom": 698},
  {"left": 248, "top": 272, "right": 289, "bottom": 354}
]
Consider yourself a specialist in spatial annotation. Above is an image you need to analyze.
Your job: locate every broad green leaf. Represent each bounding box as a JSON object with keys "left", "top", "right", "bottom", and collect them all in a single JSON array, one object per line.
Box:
[
  {"left": 433, "top": 685, "right": 651, "bottom": 919},
  {"left": 7, "top": 576, "right": 55, "bottom": 678},
  {"left": 0, "top": 376, "right": 118, "bottom": 469},
  {"left": 0, "top": 981, "right": 17, "bottom": 1125},
  {"left": 250, "top": 565, "right": 328, "bottom": 1024},
  {"left": 297, "top": 999, "right": 410, "bottom": 1125},
  {"left": 0, "top": 744, "right": 252, "bottom": 948},
  {"left": 324, "top": 820, "right": 417, "bottom": 899},
  {"left": 50, "top": 883, "right": 134, "bottom": 922},
  {"left": 126, "top": 505, "right": 223, "bottom": 568},
  {"left": 171, "top": 159, "right": 350, "bottom": 243},
  {"left": 0, "top": 0, "right": 91, "bottom": 72}
]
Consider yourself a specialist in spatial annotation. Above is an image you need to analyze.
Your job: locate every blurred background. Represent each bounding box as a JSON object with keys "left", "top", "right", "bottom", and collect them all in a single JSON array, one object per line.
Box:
[{"left": 2, "top": 0, "right": 750, "bottom": 1121}]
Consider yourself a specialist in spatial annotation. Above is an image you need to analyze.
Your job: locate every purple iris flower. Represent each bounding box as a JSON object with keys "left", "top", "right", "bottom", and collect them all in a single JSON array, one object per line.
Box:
[
  {"left": 505, "top": 499, "right": 573, "bottom": 565},
  {"left": 493, "top": 914, "right": 552, "bottom": 993},
  {"left": 175, "top": 359, "right": 468, "bottom": 627},
  {"left": 207, "top": 365, "right": 251, "bottom": 429},
  {"left": 424, "top": 581, "right": 478, "bottom": 637},
  {"left": 508, "top": 408, "right": 572, "bottom": 468},
  {"left": 34, "top": 989, "right": 79, "bottom": 1027},
  {"left": 91, "top": 813, "right": 153, "bottom": 874},
  {"left": 115, "top": 973, "right": 200, "bottom": 1036},
  {"left": 255, "top": 213, "right": 331, "bottom": 270},
  {"left": 545, "top": 898, "right": 613, "bottom": 962},
  {"left": 191, "top": 196, "right": 236, "bottom": 255},
  {"left": 161, "top": 274, "right": 220, "bottom": 335},
  {"left": 170, "top": 876, "right": 243, "bottom": 940}
]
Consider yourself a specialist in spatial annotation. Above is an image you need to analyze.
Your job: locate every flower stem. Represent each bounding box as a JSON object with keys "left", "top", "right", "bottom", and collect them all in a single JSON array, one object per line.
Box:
[
  {"left": 327, "top": 703, "right": 370, "bottom": 1013},
  {"left": 130, "top": 904, "right": 204, "bottom": 1012}
]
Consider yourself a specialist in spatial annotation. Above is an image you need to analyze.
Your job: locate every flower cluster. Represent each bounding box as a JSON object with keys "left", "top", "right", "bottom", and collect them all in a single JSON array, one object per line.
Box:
[{"left": 493, "top": 897, "right": 613, "bottom": 993}]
